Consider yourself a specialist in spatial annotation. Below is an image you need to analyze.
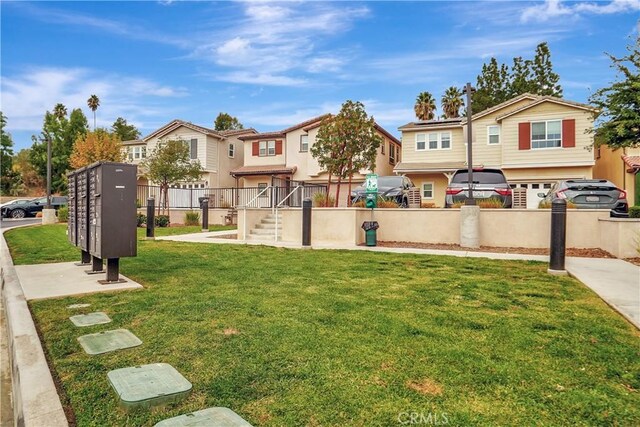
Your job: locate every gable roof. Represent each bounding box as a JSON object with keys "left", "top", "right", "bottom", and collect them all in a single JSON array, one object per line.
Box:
[
  {"left": 623, "top": 155, "right": 640, "bottom": 171},
  {"left": 494, "top": 95, "right": 597, "bottom": 121},
  {"left": 398, "top": 118, "right": 464, "bottom": 131},
  {"left": 468, "top": 93, "right": 540, "bottom": 121},
  {"left": 143, "top": 119, "right": 224, "bottom": 141},
  {"left": 121, "top": 139, "right": 145, "bottom": 146},
  {"left": 219, "top": 128, "right": 258, "bottom": 137}
]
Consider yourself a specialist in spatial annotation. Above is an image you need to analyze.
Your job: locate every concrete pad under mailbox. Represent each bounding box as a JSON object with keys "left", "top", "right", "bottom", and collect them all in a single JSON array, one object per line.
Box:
[
  {"left": 70, "top": 311, "right": 111, "bottom": 327},
  {"left": 107, "top": 363, "right": 192, "bottom": 411},
  {"left": 155, "top": 407, "right": 253, "bottom": 427},
  {"left": 14, "top": 261, "right": 142, "bottom": 300},
  {"left": 78, "top": 329, "right": 142, "bottom": 355}
]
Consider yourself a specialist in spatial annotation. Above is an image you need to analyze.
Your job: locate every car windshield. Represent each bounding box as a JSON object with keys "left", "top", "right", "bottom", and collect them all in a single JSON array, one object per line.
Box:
[
  {"left": 377, "top": 177, "right": 403, "bottom": 187},
  {"left": 452, "top": 171, "right": 507, "bottom": 185}
]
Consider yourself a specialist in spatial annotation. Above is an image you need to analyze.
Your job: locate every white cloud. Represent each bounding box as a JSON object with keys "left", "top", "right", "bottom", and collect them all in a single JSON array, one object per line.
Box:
[
  {"left": 1, "top": 67, "right": 188, "bottom": 132},
  {"left": 213, "top": 72, "right": 307, "bottom": 87},
  {"left": 521, "top": 0, "right": 640, "bottom": 23}
]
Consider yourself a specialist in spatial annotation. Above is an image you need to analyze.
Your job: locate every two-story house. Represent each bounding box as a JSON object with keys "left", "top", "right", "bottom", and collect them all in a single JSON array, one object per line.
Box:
[
  {"left": 125, "top": 119, "right": 257, "bottom": 189},
  {"left": 396, "top": 93, "right": 597, "bottom": 208},
  {"left": 231, "top": 114, "right": 402, "bottom": 202}
]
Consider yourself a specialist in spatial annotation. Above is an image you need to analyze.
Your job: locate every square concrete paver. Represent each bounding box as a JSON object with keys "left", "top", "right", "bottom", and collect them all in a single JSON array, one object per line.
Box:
[
  {"left": 107, "top": 363, "right": 192, "bottom": 411},
  {"left": 14, "top": 261, "right": 142, "bottom": 300},
  {"left": 70, "top": 312, "right": 111, "bottom": 327},
  {"left": 155, "top": 407, "right": 253, "bottom": 426},
  {"left": 78, "top": 329, "right": 142, "bottom": 355}
]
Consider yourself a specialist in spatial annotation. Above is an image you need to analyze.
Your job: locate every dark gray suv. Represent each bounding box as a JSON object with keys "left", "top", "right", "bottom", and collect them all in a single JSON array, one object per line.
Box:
[
  {"left": 445, "top": 168, "right": 512, "bottom": 208},
  {"left": 538, "top": 179, "right": 628, "bottom": 214}
]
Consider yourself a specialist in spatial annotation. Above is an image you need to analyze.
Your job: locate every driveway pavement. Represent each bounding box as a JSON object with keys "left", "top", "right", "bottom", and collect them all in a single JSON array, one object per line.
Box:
[{"left": 1, "top": 218, "right": 41, "bottom": 230}]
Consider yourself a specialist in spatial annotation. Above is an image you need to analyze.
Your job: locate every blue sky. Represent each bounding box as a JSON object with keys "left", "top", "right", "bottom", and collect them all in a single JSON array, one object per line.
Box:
[{"left": 2, "top": 0, "right": 639, "bottom": 150}]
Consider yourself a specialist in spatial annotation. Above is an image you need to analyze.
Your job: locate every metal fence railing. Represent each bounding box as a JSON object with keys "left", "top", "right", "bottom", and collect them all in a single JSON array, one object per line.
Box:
[{"left": 136, "top": 184, "right": 327, "bottom": 209}]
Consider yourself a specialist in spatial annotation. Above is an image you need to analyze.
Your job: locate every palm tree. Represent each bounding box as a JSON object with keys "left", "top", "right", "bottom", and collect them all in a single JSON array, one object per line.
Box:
[
  {"left": 53, "top": 103, "right": 67, "bottom": 121},
  {"left": 87, "top": 94, "right": 100, "bottom": 130},
  {"left": 414, "top": 91, "right": 436, "bottom": 121},
  {"left": 441, "top": 86, "right": 464, "bottom": 119}
]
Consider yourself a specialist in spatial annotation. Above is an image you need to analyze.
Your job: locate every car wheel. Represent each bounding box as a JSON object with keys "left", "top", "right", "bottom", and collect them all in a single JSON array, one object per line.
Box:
[
  {"left": 10, "top": 209, "right": 26, "bottom": 219},
  {"left": 400, "top": 198, "right": 408, "bottom": 208}
]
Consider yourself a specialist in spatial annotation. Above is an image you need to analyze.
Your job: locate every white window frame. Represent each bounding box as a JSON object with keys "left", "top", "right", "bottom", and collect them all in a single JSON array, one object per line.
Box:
[
  {"left": 128, "top": 147, "right": 133, "bottom": 161},
  {"left": 422, "top": 182, "right": 434, "bottom": 199},
  {"left": 416, "top": 132, "right": 452, "bottom": 151},
  {"left": 300, "top": 135, "right": 308, "bottom": 152},
  {"left": 259, "top": 140, "right": 276, "bottom": 157},
  {"left": 389, "top": 143, "right": 395, "bottom": 164},
  {"left": 487, "top": 125, "right": 500, "bottom": 145},
  {"left": 228, "top": 142, "right": 235, "bottom": 158},
  {"left": 258, "top": 182, "right": 268, "bottom": 197},
  {"left": 141, "top": 146, "right": 146, "bottom": 158},
  {"left": 133, "top": 146, "right": 141, "bottom": 159},
  {"left": 531, "top": 120, "right": 562, "bottom": 149}
]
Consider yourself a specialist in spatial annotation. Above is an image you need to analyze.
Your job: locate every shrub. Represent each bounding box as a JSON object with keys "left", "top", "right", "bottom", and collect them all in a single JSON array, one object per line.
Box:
[
  {"left": 377, "top": 199, "right": 400, "bottom": 208},
  {"left": 57, "top": 206, "right": 69, "bottom": 222},
  {"left": 35, "top": 212, "right": 43, "bottom": 218},
  {"left": 154, "top": 215, "right": 170, "bottom": 227},
  {"left": 184, "top": 211, "right": 200, "bottom": 226},
  {"left": 477, "top": 198, "right": 504, "bottom": 209},
  {"left": 421, "top": 202, "right": 437, "bottom": 208},
  {"left": 539, "top": 200, "right": 577, "bottom": 209},
  {"left": 137, "top": 213, "right": 147, "bottom": 227},
  {"left": 136, "top": 199, "right": 142, "bottom": 208},
  {"left": 313, "top": 192, "right": 336, "bottom": 207},
  {"left": 629, "top": 206, "right": 640, "bottom": 218},
  {"left": 352, "top": 200, "right": 365, "bottom": 208}
]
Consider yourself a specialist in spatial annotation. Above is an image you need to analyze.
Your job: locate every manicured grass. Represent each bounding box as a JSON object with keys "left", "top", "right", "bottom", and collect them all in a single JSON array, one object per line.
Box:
[
  {"left": 4, "top": 224, "right": 235, "bottom": 265},
  {"left": 5, "top": 225, "right": 640, "bottom": 426}
]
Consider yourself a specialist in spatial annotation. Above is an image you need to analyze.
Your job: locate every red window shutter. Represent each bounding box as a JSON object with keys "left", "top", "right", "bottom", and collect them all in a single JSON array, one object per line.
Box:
[
  {"left": 252, "top": 141, "right": 259, "bottom": 156},
  {"left": 275, "top": 140, "right": 283, "bottom": 155},
  {"left": 518, "top": 122, "right": 531, "bottom": 150},
  {"left": 562, "top": 119, "right": 575, "bottom": 148}
]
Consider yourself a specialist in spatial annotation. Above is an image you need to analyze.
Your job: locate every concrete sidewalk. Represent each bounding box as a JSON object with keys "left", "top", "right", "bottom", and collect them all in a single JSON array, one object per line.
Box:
[{"left": 156, "top": 232, "right": 640, "bottom": 329}]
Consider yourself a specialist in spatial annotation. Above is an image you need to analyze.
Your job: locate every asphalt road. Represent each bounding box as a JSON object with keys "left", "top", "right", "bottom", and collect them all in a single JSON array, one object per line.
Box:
[{"left": 0, "top": 218, "right": 41, "bottom": 230}]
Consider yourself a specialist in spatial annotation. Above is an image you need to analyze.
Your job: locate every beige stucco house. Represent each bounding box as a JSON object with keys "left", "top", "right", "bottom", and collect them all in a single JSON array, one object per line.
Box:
[
  {"left": 396, "top": 93, "right": 597, "bottom": 208},
  {"left": 125, "top": 120, "right": 257, "bottom": 189},
  {"left": 231, "top": 115, "right": 401, "bottom": 201},
  {"left": 594, "top": 146, "right": 640, "bottom": 206}
]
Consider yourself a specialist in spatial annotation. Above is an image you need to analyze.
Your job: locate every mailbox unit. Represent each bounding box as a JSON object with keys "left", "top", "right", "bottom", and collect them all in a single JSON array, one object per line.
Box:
[{"left": 67, "top": 161, "right": 137, "bottom": 282}]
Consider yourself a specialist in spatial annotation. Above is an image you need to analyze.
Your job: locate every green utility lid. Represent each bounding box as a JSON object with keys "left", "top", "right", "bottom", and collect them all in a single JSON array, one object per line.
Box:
[
  {"left": 155, "top": 407, "right": 253, "bottom": 427},
  {"left": 67, "top": 303, "right": 91, "bottom": 309},
  {"left": 69, "top": 311, "right": 111, "bottom": 327},
  {"left": 107, "top": 363, "right": 192, "bottom": 411},
  {"left": 78, "top": 329, "right": 142, "bottom": 355}
]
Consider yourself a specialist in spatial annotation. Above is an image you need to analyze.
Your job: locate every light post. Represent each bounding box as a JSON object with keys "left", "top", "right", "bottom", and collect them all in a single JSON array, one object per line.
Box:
[
  {"left": 462, "top": 83, "right": 476, "bottom": 205},
  {"left": 46, "top": 132, "right": 52, "bottom": 209}
]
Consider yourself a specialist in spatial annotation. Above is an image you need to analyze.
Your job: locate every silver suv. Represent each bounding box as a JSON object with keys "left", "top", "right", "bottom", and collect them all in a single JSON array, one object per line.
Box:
[
  {"left": 445, "top": 168, "right": 512, "bottom": 208},
  {"left": 538, "top": 179, "right": 628, "bottom": 214}
]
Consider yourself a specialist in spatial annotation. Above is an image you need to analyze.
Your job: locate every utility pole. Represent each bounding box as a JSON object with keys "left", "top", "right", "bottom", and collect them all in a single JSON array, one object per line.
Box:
[
  {"left": 463, "top": 83, "right": 475, "bottom": 205},
  {"left": 46, "top": 133, "right": 52, "bottom": 209}
]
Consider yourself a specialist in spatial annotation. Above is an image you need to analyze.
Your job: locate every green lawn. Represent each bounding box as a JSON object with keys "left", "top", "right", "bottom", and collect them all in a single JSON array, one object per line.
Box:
[{"left": 5, "top": 225, "right": 640, "bottom": 426}]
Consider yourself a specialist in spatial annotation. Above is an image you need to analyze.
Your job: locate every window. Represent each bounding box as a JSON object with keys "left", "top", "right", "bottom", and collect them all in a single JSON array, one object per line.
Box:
[
  {"left": 389, "top": 143, "right": 395, "bottom": 164},
  {"left": 228, "top": 142, "right": 235, "bottom": 158},
  {"left": 190, "top": 138, "right": 198, "bottom": 159},
  {"left": 417, "top": 132, "right": 452, "bottom": 150},
  {"left": 258, "top": 182, "right": 268, "bottom": 197},
  {"left": 259, "top": 140, "right": 276, "bottom": 156},
  {"left": 381, "top": 141, "right": 385, "bottom": 154},
  {"left": 531, "top": 120, "right": 561, "bottom": 149},
  {"left": 300, "top": 135, "right": 308, "bottom": 152},
  {"left": 487, "top": 125, "right": 500, "bottom": 144},
  {"left": 141, "top": 146, "right": 146, "bottom": 158},
  {"left": 422, "top": 183, "right": 434, "bottom": 199},
  {"left": 128, "top": 147, "right": 133, "bottom": 161}
]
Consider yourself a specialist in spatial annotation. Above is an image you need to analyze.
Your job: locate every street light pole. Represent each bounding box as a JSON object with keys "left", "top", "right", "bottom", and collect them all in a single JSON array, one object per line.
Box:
[
  {"left": 463, "top": 82, "right": 475, "bottom": 206},
  {"left": 46, "top": 133, "right": 52, "bottom": 209}
]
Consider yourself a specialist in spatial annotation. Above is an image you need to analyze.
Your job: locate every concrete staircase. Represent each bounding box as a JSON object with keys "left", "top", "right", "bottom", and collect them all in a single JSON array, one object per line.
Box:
[{"left": 247, "top": 213, "right": 282, "bottom": 240}]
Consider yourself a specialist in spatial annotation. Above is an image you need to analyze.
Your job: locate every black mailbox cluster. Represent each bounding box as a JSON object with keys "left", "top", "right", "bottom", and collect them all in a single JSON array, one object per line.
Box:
[{"left": 67, "top": 161, "right": 137, "bottom": 283}]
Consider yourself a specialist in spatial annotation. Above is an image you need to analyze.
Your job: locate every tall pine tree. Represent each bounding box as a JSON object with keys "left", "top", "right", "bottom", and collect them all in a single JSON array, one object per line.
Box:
[
  {"left": 530, "top": 42, "right": 562, "bottom": 97},
  {"left": 472, "top": 58, "right": 510, "bottom": 113}
]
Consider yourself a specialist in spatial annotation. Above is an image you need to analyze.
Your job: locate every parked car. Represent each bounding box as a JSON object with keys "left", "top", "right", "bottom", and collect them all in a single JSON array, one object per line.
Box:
[
  {"left": 537, "top": 179, "right": 628, "bottom": 214},
  {"left": 445, "top": 168, "right": 512, "bottom": 208},
  {"left": 351, "top": 176, "right": 415, "bottom": 207},
  {"left": 1, "top": 196, "right": 68, "bottom": 218},
  {"left": 0, "top": 198, "right": 32, "bottom": 208}
]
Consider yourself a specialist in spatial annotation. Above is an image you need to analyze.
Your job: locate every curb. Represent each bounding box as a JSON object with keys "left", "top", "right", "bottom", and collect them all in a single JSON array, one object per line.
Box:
[{"left": 1, "top": 226, "right": 69, "bottom": 427}]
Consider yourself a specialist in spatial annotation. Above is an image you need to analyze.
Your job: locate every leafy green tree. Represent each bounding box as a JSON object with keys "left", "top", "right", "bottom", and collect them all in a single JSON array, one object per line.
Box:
[
  {"left": 530, "top": 42, "right": 562, "bottom": 97},
  {"left": 29, "top": 108, "right": 89, "bottom": 193},
  {"left": 142, "top": 139, "right": 204, "bottom": 214},
  {"left": 473, "top": 57, "right": 510, "bottom": 113},
  {"left": 414, "top": 92, "right": 437, "bottom": 121},
  {"left": 589, "top": 37, "right": 640, "bottom": 149},
  {"left": 111, "top": 117, "right": 141, "bottom": 141},
  {"left": 12, "top": 148, "right": 43, "bottom": 195},
  {"left": 87, "top": 94, "right": 100, "bottom": 130},
  {"left": 441, "top": 87, "right": 464, "bottom": 119},
  {"left": 1, "top": 112, "right": 20, "bottom": 195},
  {"left": 312, "top": 101, "right": 382, "bottom": 206},
  {"left": 509, "top": 56, "right": 535, "bottom": 97},
  {"left": 214, "top": 113, "right": 244, "bottom": 131}
]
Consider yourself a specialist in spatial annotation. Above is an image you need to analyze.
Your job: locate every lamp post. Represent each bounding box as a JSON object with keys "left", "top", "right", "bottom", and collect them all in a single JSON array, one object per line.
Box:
[
  {"left": 462, "top": 83, "right": 476, "bottom": 206},
  {"left": 46, "top": 132, "right": 52, "bottom": 209}
]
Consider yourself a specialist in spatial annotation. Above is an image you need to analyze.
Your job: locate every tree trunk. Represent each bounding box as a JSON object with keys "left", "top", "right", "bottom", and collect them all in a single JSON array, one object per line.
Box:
[
  {"left": 335, "top": 174, "right": 342, "bottom": 208},
  {"left": 325, "top": 172, "right": 332, "bottom": 207},
  {"left": 347, "top": 161, "right": 353, "bottom": 207}
]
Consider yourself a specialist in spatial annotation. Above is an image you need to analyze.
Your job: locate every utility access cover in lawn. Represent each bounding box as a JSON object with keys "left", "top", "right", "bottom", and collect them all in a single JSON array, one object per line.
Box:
[
  {"left": 155, "top": 407, "right": 253, "bottom": 427},
  {"left": 77, "top": 329, "right": 142, "bottom": 355},
  {"left": 69, "top": 312, "right": 111, "bottom": 327},
  {"left": 107, "top": 363, "right": 192, "bottom": 411}
]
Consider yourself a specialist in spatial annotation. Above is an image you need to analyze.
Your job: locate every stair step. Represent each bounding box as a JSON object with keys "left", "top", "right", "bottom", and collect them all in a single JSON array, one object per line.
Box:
[
  {"left": 250, "top": 228, "right": 278, "bottom": 235},
  {"left": 255, "top": 223, "right": 282, "bottom": 230},
  {"left": 246, "top": 234, "right": 281, "bottom": 241}
]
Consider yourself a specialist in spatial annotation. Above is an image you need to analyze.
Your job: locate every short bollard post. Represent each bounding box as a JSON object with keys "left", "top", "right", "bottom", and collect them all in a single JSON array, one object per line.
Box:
[
  {"left": 302, "top": 198, "right": 312, "bottom": 247},
  {"left": 548, "top": 198, "right": 567, "bottom": 275},
  {"left": 202, "top": 199, "right": 209, "bottom": 232},
  {"left": 146, "top": 197, "right": 155, "bottom": 240}
]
